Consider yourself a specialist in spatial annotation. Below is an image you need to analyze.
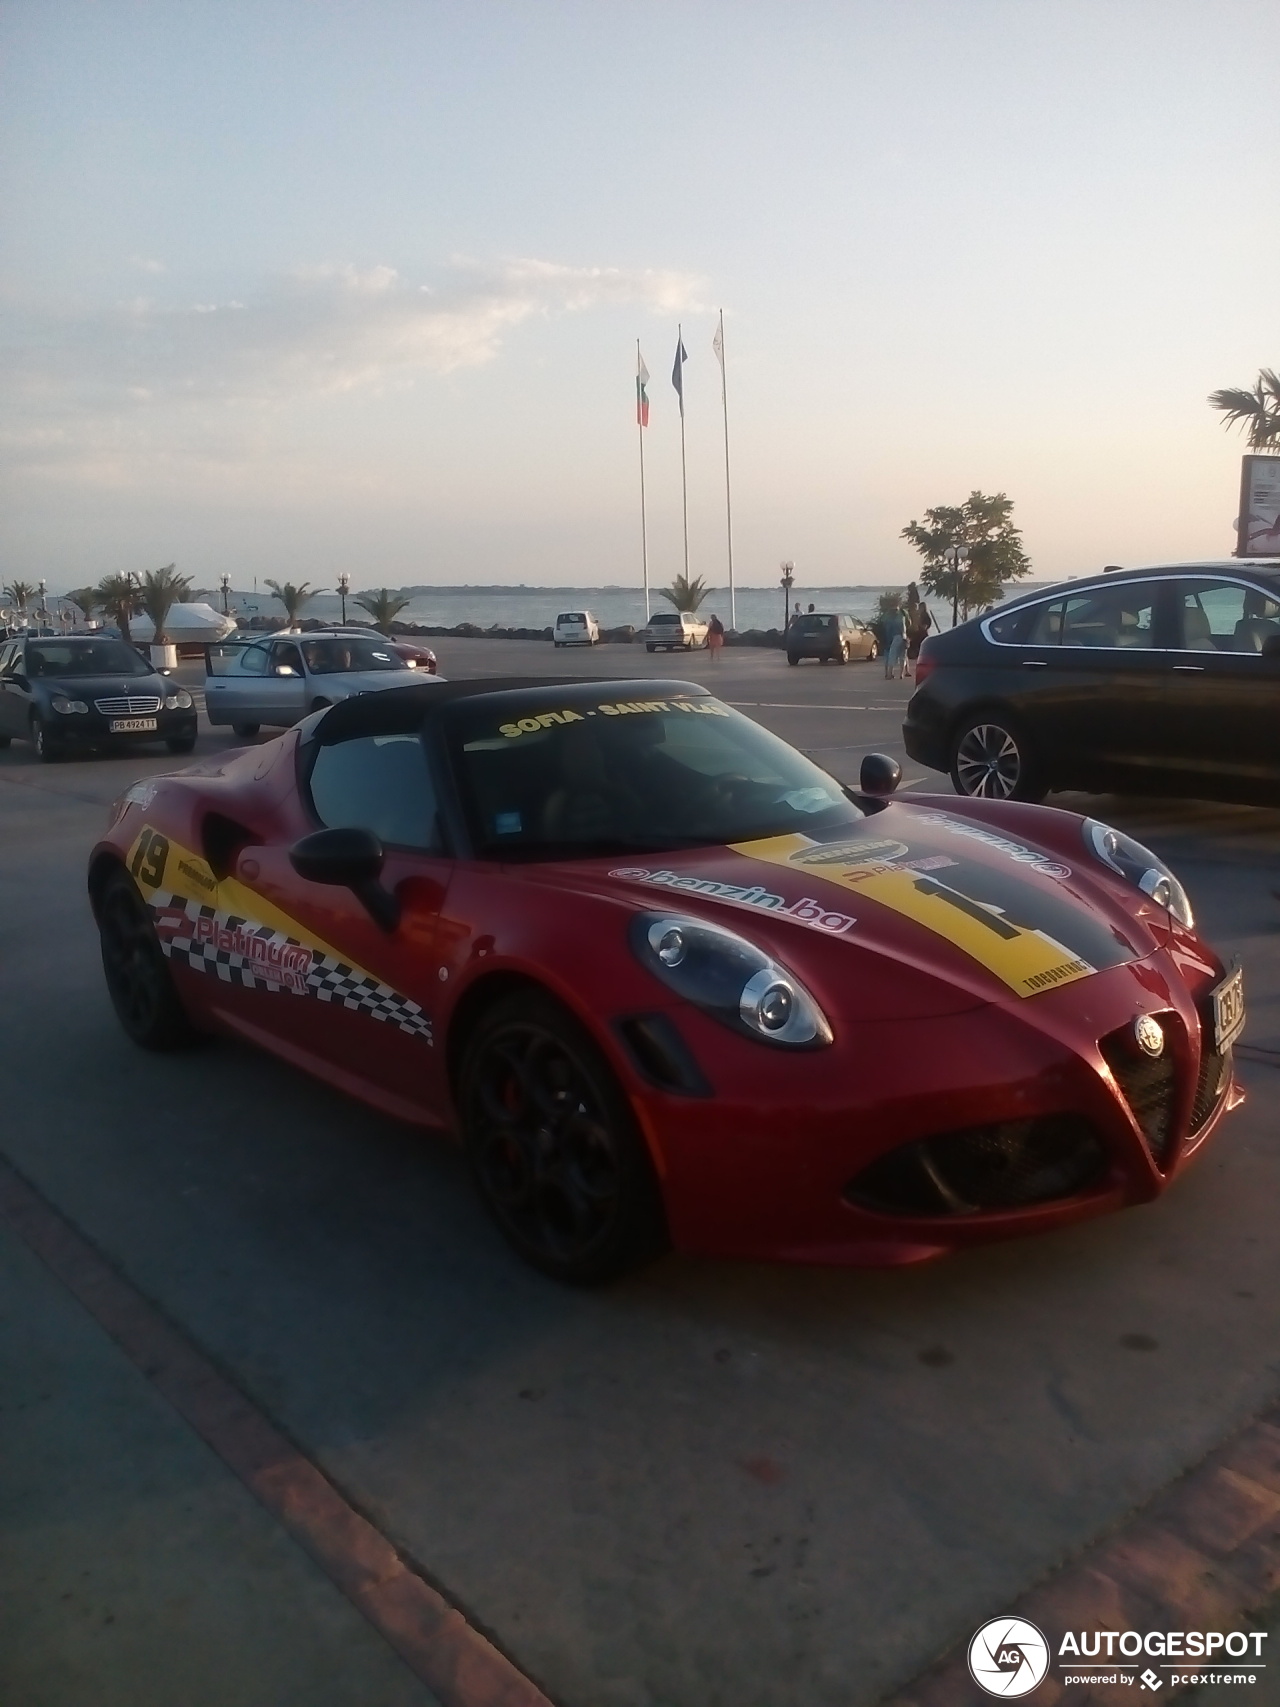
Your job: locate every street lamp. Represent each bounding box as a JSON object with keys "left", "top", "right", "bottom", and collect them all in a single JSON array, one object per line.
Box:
[
  {"left": 38, "top": 579, "right": 47, "bottom": 629},
  {"left": 780, "top": 561, "right": 795, "bottom": 634},
  {"left": 220, "top": 572, "right": 231, "bottom": 617},
  {"left": 337, "top": 572, "right": 350, "bottom": 625},
  {"left": 943, "top": 545, "right": 970, "bottom": 628}
]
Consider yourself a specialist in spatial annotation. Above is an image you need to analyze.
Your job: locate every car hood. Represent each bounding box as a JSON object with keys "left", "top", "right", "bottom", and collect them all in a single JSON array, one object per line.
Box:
[
  {"left": 33, "top": 672, "right": 166, "bottom": 698},
  {"left": 310, "top": 670, "right": 437, "bottom": 696},
  {"left": 543, "top": 801, "right": 1164, "bottom": 1020}
]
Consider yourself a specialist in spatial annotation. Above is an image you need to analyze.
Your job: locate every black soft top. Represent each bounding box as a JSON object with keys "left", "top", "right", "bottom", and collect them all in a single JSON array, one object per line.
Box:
[{"left": 311, "top": 677, "right": 710, "bottom": 744}]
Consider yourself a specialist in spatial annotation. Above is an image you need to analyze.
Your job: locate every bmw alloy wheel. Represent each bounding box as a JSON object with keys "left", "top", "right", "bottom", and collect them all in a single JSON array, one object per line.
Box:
[{"left": 952, "top": 720, "right": 1027, "bottom": 800}]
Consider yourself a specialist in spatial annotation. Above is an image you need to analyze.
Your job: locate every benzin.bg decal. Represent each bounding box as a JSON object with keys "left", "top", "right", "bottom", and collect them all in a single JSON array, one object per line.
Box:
[
  {"left": 610, "top": 866, "right": 855, "bottom": 934},
  {"left": 125, "top": 824, "right": 432, "bottom": 1042}
]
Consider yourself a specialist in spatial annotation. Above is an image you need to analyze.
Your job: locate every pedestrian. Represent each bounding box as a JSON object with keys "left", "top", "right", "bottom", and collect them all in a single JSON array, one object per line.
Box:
[
  {"left": 707, "top": 611, "right": 725, "bottom": 661},
  {"left": 906, "top": 596, "right": 933, "bottom": 676},
  {"left": 883, "top": 603, "right": 908, "bottom": 680},
  {"left": 807, "top": 602, "right": 815, "bottom": 613}
]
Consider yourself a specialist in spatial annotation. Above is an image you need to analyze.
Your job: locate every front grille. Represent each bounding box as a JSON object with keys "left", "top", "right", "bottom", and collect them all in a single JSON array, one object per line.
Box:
[
  {"left": 1189, "top": 1044, "right": 1231, "bottom": 1135},
  {"left": 845, "top": 1114, "right": 1107, "bottom": 1217},
  {"left": 1100, "top": 1021, "right": 1177, "bottom": 1167},
  {"left": 95, "top": 695, "right": 162, "bottom": 716}
]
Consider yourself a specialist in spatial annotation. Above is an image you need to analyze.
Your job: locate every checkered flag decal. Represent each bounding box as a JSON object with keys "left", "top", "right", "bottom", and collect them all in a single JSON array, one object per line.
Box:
[{"left": 150, "top": 892, "right": 433, "bottom": 1043}]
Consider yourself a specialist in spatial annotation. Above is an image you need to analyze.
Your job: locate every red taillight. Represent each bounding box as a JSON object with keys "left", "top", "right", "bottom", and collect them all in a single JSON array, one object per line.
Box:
[{"left": 912, "top": 649, "right": 936, "bottom": 687}]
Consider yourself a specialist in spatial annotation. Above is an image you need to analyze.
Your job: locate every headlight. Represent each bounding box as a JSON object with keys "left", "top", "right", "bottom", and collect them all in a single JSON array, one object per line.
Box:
[
  {"left": 1083, "top": 819, "right": 1193, "bottom": 930},
  {"left": 50, "top": 695, "right": 88, "bottom": 714},
  {"left": 630, "top": 913, "right": 833, "bottom": 1047},
  {"left": 164, "top": 689, "right": 194, "bottom": 709}
]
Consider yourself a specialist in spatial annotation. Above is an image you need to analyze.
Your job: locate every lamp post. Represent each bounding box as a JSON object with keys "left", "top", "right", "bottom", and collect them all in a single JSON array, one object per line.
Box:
[
  {"left": 780, "top": 561, "right": 795, "bottom": 635},
  {"left": 38, "top": 579, "right": 47, "bottom": 630},
  {"left": 220, "top": 572, "right": 231, "bottom": 617},
  {"left": 943, "top": 545, "right": 970, "bottom": 628},
  {"left": 337, "top": 572, "right": 350, "bottom": 625}
]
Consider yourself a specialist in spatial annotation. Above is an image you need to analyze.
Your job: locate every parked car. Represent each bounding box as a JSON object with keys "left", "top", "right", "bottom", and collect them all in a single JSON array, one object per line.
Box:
[
  {"left": 0, "top": 634, "right": 197, "bottom": 762},
  {"left": 205, "top": 629, "right": 442, "bottom": 736},
  {"left": 389, "top": 640, "right": 438, "bottom": 674},
  {"left": 640, "top": 611, "right": 709, "bottom": 652},
  {"left": 91, "top": 675, "right": 1242, "bottom": 1282},
  {"left": 553, "top": 611, "right": 601, "bottom": 647},
  {"left": 787, "top": 612, "right": 879, "bottom": 665},
  {"left": 904, "top": 559, "right": 1280, "bottom": 804}
]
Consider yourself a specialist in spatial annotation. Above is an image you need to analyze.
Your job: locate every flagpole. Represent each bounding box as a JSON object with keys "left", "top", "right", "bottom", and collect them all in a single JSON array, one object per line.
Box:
[
  {"left": 677, "top": 321, "right": 690, "bottom": 582},
  {"left": 637, "top": 339, "right": 650, "bottom": 620},
  {"left": 715, "top": 309, "right": 736, "bottom": 632}
]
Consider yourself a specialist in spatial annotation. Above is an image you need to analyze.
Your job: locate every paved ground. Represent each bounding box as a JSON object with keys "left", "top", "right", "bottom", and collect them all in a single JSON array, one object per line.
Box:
[{"left": 2, "top": 638, "right": 1278, "bottom": 1706}]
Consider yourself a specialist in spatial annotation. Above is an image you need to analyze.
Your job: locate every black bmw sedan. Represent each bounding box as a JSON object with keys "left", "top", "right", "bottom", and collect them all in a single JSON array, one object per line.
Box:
[
  {"left": 0, "top": 635, "right": 198, "bottom": 763},
  {"left": 904, "top": 559, "right": 1280, "bottom": 805}
]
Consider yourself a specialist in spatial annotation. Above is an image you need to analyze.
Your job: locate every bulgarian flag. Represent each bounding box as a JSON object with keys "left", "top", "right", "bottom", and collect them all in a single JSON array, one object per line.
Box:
[{"left": 636, "top": 350, "right": 650, "bottom": 427}]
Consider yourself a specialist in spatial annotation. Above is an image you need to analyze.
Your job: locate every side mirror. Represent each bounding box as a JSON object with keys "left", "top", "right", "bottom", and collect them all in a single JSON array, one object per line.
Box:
[
  {"left": 859, "top": 753, "right": 902, "bottom": 797},
  {"left": 1262, "top": 635, "right": 1280, "bottom": 660},
  {"left": 289, "top": 827, "right": 400, "bottom": 931}
]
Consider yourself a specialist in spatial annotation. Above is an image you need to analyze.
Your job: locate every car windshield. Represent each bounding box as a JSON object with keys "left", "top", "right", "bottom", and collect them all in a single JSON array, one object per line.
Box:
[
  {"left": 793, "top": 615, "right": 836, "bottom": 633},
  {"left": 26, "top": 640, "right": 150, "bottom": 677},
  {"left": 300, "top": 638, "right": 410, "bottom": 674},
  {"left": 449, "top": 691, "right": 863, "bottom": 859}
]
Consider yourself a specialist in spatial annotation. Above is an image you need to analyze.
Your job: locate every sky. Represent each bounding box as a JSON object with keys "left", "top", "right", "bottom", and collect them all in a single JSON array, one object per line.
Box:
[{"left": 1, "top": 0, "right": 1277, "bottom": 596}]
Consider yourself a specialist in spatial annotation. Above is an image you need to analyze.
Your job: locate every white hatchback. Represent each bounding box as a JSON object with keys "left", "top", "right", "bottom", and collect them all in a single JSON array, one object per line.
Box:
[
  {"left": 553, "top": 611, "right": 601, "bottom": 647},
  {"left": 639, "top": 610, "right": 709, "bottom": 652}
]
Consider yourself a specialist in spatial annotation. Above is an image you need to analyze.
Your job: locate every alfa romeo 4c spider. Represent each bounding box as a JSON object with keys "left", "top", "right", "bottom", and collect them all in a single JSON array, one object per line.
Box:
[{"left": 91, "top": 677, "right": 1245, "bottom": 1282}]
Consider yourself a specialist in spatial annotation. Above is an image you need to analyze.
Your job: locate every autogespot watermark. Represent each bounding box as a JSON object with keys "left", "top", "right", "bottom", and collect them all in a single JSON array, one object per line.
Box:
[{"left": 967, "top": 1620, "right": 1269, "bottom": 1695}]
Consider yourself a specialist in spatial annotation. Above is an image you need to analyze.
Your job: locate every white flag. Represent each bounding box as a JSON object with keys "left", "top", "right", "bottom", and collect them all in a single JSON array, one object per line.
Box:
[{"left": 712, "top": 321, "right": 724, "bottom": 368}]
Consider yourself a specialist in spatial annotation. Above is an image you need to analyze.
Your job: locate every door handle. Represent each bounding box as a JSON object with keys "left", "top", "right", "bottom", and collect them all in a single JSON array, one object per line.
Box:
[
  {"left": 1021, "top": 660, "right": 1048, "bottom": 668},
  {"left": 1172, "top": 664, "right": 1205, "bottom": 673}
]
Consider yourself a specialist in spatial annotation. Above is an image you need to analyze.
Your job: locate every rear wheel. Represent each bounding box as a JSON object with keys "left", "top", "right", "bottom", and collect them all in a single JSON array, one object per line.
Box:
[
  {"left": 867, "top": 641, "right": 879, "bottom": 662},
  {"left": 97, "top": 868, "right": 197, "bottom": 1050},
  {"left": 30, "top": 715, "right": 62, "bottom": 763},
  {"left": 166, "top": 735, "right": 196, "bottom": 755},
  {"left": 459, "top": 991, "right": 667, "bottom": 1284},
  {"left": 838, "top": 643, "right": 850, "bottom": 664},
  {"left": 949, "top": 712, "right": 1045, "bottom": 803},
  {"left": 786, "top": 653, "right": 799, "bottom": 666},
  {"left": 231, "top": 722, "right": 260, "bottom": 738},
  {"left": 646, "top": 645, "right": 656, "bottom": 654}
]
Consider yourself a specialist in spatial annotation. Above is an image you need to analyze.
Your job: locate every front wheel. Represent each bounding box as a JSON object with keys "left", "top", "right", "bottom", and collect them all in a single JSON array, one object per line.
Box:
[
  {"left": 786, "top": 653, "right": 799, "bottom": 666},
  {"left": 231, "top": 722, "right": 260, "bottom": 738},
  {"left": 97, "top": 869, "right": 197, "bottom": 1050},
  {"left": 867, "top": 641, "right": 879, "bottom": 662},
  {"left": 30, "top": 715, "right": 62, "bottom": 763},
  {"left": 949, "top": 712, "right": 1045, "bottom": 803},
  {"left": 459, "top": 991, "right": 667, "bottom": 1284},
  {"left": 646, "top": 645, "right": 656, "bottom": 654}
]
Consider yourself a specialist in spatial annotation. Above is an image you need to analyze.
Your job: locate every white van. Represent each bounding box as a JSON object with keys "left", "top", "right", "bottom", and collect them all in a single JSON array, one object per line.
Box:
[
  {"left": 553, "top": 610, "right": 601, "bottom": 647},
  {"left": 639, "top": 610, "right": 709, "bottom": 652}
]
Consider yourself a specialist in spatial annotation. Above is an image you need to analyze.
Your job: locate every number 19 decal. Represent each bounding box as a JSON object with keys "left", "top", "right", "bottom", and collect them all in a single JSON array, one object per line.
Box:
[{"left": 130, "top": 827, "right": 170, "bottom": 889}]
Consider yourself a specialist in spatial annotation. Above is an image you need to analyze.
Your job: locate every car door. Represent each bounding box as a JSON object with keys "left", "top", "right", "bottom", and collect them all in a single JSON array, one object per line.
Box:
[
  {"left": 228, "top": 727, "right": 454, "bottom": 1119},
  {"left": 0, "top": 643, "right": 34, "bottom": 736},
  {"left": 1158, "top": 577, "right": 1280, "bottom": 798},
  {"left": 250, "top": 639, "right": 310, "bottom": 727},
  {"left": 1003, "top": 578, "right": 1173, "bottom": 788},
  {"left": 206, "top": 640, "right": 271, "bottom": 724},
  {"left": 0, "top": 644, "right": 17, "bottom": 734}
]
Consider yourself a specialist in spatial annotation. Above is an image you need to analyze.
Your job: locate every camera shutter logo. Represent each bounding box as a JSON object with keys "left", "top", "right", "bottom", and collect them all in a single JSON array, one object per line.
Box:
[{"left": 967, "top": 1618, "right": 1050, "bottom": 1697}]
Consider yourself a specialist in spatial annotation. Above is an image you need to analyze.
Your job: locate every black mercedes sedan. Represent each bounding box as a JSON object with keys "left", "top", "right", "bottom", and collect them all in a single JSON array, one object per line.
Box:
[
  {"left": 0, "top": 635, "right": 198, "bottom": 762},
  {"left": 904, "top": 559, "right": 1280, "bottom": 806}
]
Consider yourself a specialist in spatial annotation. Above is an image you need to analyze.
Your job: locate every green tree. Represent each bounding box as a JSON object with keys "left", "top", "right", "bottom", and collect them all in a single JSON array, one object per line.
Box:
[
  {"left": 875, "top": 590, "right": 903, "bottom": 618},
  {"left": 1208, "top": 369, "right": 1280, "bottom": 453},
  {"left": 138, "top": 564, "right": 193, "bottom": 640},
  {"left": 264, "top": 579, "right": 320, "bottom": 624},
  {"left": 3, "top": 580, "right": 35, "bottom": 614},
  {"left": 657, "top": 572, "right": 710, "bottom": 612},
  {"left": 353, "top": 587, "right": 410, "bottom": 635},
  {"left": 64, "top": 587, "right": 101, "bottom": 625},
  {"left": 96, "top": 573, "right": 141, "bottom": 642},
  {"left": 901, "top": 491, "right": 1031, "bottom": 623}
]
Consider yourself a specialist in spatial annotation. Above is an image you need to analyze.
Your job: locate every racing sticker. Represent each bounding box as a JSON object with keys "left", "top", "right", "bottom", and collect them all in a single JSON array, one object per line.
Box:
[
  {"left": 732, "top": 832, "right": 1127, "bottom": 998},
  {"left": 126, "top": 825, "right": 432, "bottom": 1042},
  {"left": 609, "top": 865, "right": 855, "bottom": 934}
]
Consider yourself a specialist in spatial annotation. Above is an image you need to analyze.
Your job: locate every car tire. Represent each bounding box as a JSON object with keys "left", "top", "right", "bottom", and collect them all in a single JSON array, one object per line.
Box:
[
  {"left": 786, "top": 653, "right": 799, "bottom": 666},
  {"left": 949, "top": 711, "right": 1046, "bottom": 803},
  {"left": 838, "top": 644, "right": 850, "bottom": 664},
  {"left": 97, "top": 868, "right": 198, "bottom": 1051},
  {"left": 459, "top": 989, "right": 668, "bottom": 1285},
  {"left": 231, "top": 723, "right": 260, "bottom": 738},
  {"left": 30, "top": 714, "right": 62, "bottom": 763},
  {"left": 309, "top": 698, "right": 331, "bottom": 714},
  {"left": 166, "top": 736, "right": 196, "bottom": 755},
  {"left": 646, "top": 645, "right": 656, "bottom": 654},
  {"left": 867, "top": 641, "right": 879, "bottom": 662}
]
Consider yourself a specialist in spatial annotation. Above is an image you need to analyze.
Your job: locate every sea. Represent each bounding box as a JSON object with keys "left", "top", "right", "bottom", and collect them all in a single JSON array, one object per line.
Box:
[{"left": 222, "top": 583, "right": 1055, "bottom": 632}]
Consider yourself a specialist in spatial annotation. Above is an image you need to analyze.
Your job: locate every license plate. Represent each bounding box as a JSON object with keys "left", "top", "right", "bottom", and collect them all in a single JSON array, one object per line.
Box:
[
  {"left": 109, "top": 717, "right": 158, "bottom": 733},
  {"left": 1212, "top": 967, "right": 1245, "bottom": 1052}
]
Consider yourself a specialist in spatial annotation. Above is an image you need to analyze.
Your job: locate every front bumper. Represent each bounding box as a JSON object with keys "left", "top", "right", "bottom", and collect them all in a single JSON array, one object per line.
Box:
[{"left": 43, "top": 708, "right": 198, "bottom": 747}]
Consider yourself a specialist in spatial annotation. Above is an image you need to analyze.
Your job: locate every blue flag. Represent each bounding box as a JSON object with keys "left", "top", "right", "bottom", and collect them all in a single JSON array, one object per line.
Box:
[{"left": 671, "top": 336, "right": 688, "bottom": 416}]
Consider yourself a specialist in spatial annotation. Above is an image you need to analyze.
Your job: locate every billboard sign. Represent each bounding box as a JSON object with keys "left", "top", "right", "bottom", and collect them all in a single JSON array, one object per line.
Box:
[{"left": 1236, "top": 455, "right": 1280, "bottom": 556}]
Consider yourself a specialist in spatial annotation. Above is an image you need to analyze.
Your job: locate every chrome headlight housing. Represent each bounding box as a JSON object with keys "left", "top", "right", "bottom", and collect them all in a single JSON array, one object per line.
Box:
[
  {"left": 630, "top": 913, "right": 833, "bottom": 1048},
  {"left": 1083, "top": 819, "right": 1193, "bottom": 929},
  {"left": 164, "top": 688, "right": 194, "bottom": 709},
  {"left": 50, "top": 695, "right": 88, "bottom": 714}
]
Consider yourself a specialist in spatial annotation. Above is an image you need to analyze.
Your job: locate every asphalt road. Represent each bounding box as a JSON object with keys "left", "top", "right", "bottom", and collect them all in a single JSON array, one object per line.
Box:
[{"left": 2, "top": 638, "right": 1278, "bottom": 1707}]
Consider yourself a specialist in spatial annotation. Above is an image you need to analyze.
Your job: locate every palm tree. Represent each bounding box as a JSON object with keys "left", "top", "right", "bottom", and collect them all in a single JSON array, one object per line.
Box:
[
  {"left": 138, "top": 563, "right": 193, "bottom": 641},
  {"left": 264, "top": 579, "right": 320, "bottom": 625},
  {"left": 657, "top": 573, "right": 711, "bottom": 612},
  {"left": 352, "top": 587, "right": 410, "bottom": 635},
  {"left": 1208, "top": 369, "right": 1280, "bottom": 453},
  {"left": 96, "top": 572, "right": 140, "bottom": 642},
  {"left": 64, "top": 587, "right": 101, "bottom": 626},
  {"left": 3, "top": 580, "right": 35, "bottom": 615}
]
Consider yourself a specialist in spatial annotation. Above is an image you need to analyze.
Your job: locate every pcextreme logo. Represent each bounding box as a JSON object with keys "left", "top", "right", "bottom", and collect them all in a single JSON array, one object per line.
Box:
[{"left": 968, "top": 1619, "right": 1050, "bottom": 1697}]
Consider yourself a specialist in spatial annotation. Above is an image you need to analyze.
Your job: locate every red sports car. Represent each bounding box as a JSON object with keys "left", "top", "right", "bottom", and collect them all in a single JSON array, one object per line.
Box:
[{"left": 90, "top": 678, "right": 1245, "bottom": 1282}]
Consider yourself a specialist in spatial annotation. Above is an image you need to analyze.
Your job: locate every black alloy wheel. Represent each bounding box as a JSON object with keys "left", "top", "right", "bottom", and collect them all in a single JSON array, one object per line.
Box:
[
  {"left": 459, "top": 992, "right": 667, "bottom": 1284},
  {"left": 949, "top": 712, "right": 1045, "bottom": 803},
  {"left": 30, "top": 714, "right": 62, "bottom": 764},
  {"left": 231, "top": 722, "right": 260, "bottom": 737},
  {"left": 97, "top": 869, "right": 197, "bottom": 1050},
  {"left": 786, "top": 653, "right": 799, "bottom": 665}
]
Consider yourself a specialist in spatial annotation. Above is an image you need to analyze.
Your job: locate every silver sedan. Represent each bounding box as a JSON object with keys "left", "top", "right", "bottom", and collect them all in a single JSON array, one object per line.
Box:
[{"left": 205, "top": 631, "right": 443, "bottom": 735}]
